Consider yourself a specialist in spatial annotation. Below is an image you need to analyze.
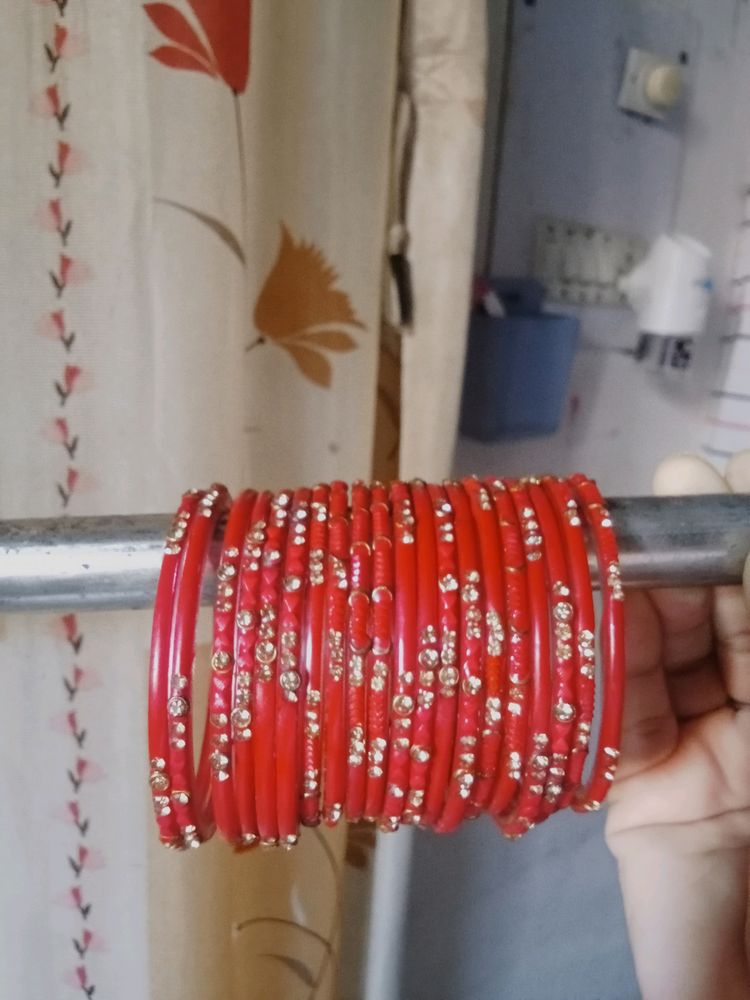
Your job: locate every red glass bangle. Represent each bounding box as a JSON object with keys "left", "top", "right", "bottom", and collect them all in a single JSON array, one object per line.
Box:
[
  {"left": 570, "top": 475, "right": 625, "bottom": 813},
  {"left": 462, "top": 477, "right": 505, "bottom": 815},
  {"left": 363, "top": 483, "right": 393, "bottom": 822},
  {"left": 345, "top": 481, "right": 371, "bottom": 823},
  {"left": 420, "top": 483, "right": 460, "bottom": 829},
  {"left": 253, "top": 489, "right": 292, "bottom": 845},
  {"left": 435, "top": 481, "right": 485, "bottom": 833},
  {"left": 322, "top": 481, "right": 350, "bottom": 826},
  {"left": 486, "top": 479, "right": 531, "bottom": 817},
  {"left": 148, "top": 489, "right": 202, "bottom": 848},
  {"left": 381, "top": 481, "right": 418, "bottom": 830},
  {"left": 149, "top": 471, "right": 626, "bottom": 847},
  {"left": 541, "top": 477, "right": 596, "bottom": 806},
  {"left": 419, "top": 483, "right": 460, "bottom": 827},
  {"left": 275, "top": 486, "right": 312, "bottom": 847},
  {"left": 404, "top": 480, "right": 440, "bottom": 825},
  {"left": 167, "top": 484, "right": 231, "bottom": 847},
  {"left": 300, "top": 484, "right": 330, "bottom": 827},
  {"left": 207, "top": 489, "right": 257, "bottom": 845},
  {"left": 528, "top": 479, "right": 577, "bottom": 823},
  {"left": 496, "top": 480, "right": 551, "bottom": 839},
  {"left": 232, "top": 491, "right": 272, "bottom": 846}
]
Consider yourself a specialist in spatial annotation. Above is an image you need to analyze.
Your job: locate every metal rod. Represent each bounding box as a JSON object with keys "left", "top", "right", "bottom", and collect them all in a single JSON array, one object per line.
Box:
[{"left": 0, "top": 495, "right": 748, "bottom": 613}]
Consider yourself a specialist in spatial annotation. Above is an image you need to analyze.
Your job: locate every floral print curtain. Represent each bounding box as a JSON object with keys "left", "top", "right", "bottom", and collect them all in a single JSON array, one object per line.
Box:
[
  {"left": 0, "top": 1, "right": 485, "bottom": 997},
  {"left": 1, "top": 2, "right": 398, "bottom": 997}
]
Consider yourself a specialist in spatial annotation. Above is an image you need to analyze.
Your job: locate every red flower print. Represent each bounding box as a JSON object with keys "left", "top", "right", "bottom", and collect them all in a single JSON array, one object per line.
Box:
[
  {"left": 68, "top": 845, "right": 104, "bottom": 876},
  {"left": 65, "top": 800, "right": 89, "bottom": 835},
  {"left": 49, "top": 198, "right": 62, "bottom": 228},
  {"left": 38, "top": 309, "right": 76, "bottom": 350},
  {"left": 54, "top": 363, "right": 82, "bottom": 404},
  {"left": 67, "top": 757, "right": 104, "bottom": 791},
  {"left": 49, "top": 254, "right": 90, "bottom": 296},
  {"left": 62, "top": 664, "right": 100, "bottom": 700},
  {"left": 144, "top": 0, "right": 252, "bottom": 93},
  {"left": 48, "top": 416, "right": 78, "bottom": 456},
  {"left": 38, "top": 198, "right": 73, "bottom": 244},
  {"left": 44, "top": 25, "right": 87, "bottom": 69},
  {"left": 54, "top": 23, "right": 67, "bottom": 54},
  {"left": 69, "top": 885, "right": 91, "bottom": 917},
  {"left": 62, "top": 613, "right": 80, "bottom": 646},
  {"left": 30, "top": 83, "right": 70, "bottom": 127},
  {"left": 48, "top": 140, "right": 85, "bottom": 187},
  {"left": 51, "top": 309, "right": 66, "bottom": 337},
  {"left": 58, "top": 466, "right": 79, "bottom": 509},
  {"left": 67, "top": 965, "right": 95, "bottom": 999},
  {"left": 66, "top": 710, "right": 86, "bottom": 746},
  {"left": 68, "top": 845, "right": 103, "bottom": 877}
]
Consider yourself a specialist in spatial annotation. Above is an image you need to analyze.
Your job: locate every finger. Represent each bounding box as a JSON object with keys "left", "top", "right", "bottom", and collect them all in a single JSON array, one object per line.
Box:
[
  {"left": 652, "top": 452, "right": 727, "bottom": 496},
  {"left": 614, "top": 590, "right": 677, "bottom": 786},
  {"left": 647, "top": 587, "right": 713, "bottom": 671},
  {"left": 714, "top": 449, "right": 750, "bottom": 705},
  {"left": 664, "top": 654, "right": 727, "bottom": 720},
  {"left": 724, "top": 447, "right": 750, "bottom": 493},
  {"left": 649, "top": 456, "right": 726, "bottom": 715}
]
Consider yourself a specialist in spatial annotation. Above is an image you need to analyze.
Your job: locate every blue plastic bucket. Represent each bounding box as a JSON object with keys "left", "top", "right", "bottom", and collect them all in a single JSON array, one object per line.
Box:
[{"left": 459, "top": 312, "right": 580, "bottom": 441}]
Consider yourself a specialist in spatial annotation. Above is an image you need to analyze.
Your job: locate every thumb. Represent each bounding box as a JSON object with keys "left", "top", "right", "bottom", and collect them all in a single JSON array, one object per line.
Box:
[{"left": 724, "top": 449, "right": 750, "bottom": 614}]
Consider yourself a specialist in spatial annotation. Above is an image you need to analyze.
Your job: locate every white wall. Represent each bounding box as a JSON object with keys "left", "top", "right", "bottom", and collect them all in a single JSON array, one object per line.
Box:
[{"left": 455, "top": 0, "right": 750, "bottom": 494}]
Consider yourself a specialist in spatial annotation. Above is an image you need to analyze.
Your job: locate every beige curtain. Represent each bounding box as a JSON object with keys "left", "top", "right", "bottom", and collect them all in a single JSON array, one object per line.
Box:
[
  {"left": 1, "top": 2, "right": 398, "bottom": 997},
  {"left": 0, "top": 1, "right": 485, "bottom": 997}
]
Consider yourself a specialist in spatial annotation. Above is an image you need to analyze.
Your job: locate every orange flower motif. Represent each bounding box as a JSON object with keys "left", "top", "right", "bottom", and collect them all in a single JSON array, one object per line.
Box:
[
  {"left": 252, "top": 225, "right": 364, "bottom": 387},
  {"left": 143, "top": 0, "right": 251, "bottom": 93}
]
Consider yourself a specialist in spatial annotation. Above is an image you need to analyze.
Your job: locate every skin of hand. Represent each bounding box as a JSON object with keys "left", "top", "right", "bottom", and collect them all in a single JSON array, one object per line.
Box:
[{"left": 604, "top": 450, "right": 750, "bottom": 1000}]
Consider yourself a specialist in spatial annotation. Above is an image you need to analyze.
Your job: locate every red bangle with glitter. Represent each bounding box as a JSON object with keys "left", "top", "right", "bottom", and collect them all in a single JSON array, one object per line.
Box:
[
  {"left": 363, "top": 483, "right": 393, "bottom": 821},
  {"left": 405, "top": 480, "right": 440, "bottom": 825},
  {"left": 253, "top": 489, "right": 292, "bottom": 845},
  {"left": 167, "top": 484, "right": 230, "bottom": 847},
  {"left": 487, "top": 479, "right": 531, "bottom": 817},
  {"left": 381, "top": 481, "right": 418, "bottom": 830},
  {"left": 207, "top": 489, "right": 256, "bottom": 845},
  {"left": 435, "top": 481, "right": 485, "bottom": 833},
  {"left": 527, "top": 480, "right": 577, "bottom": 823},
  {"left": 232, "top": 491, "right": 272, "bottom": 847},
  {"left": 300, "top": 485, "right": 330, "bottom": 826},
  {"left": 148, "top": 489, "right": 202, "bottom": 848},
  {"left": 570, "top": 475, "right": 625, "bottom": 813},
  {"left": 541, "top": 477, "right": 595, "bottom": 807},
  {"left": 345, "top": 481, "right": 371, "bottom": 823},
  {"left": 421, "top": 483, "right": 460, "bottom": 828},
  {"left": 322, "top": 481, "right": 350, "bottom": 826},
  {"left": 463, "top": 477, "right": 506, "bottom": 815},
  {"left": 495, "top": 481, "right": 551, "bottom": 839},
  {"left": 275, "top": 487, "right": 312, "bottom": 847}
]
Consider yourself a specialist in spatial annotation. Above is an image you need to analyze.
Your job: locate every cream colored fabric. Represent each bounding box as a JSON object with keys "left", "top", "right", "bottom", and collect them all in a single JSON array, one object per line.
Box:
[
  {"left": 0, "top": 2, "right": 399, "bottom": 998},
  {"left": 361, "top": 6, "right": 488, "bottom": 998},
  {"left": 399, "top": 0, "right": 487, "bottom": 482}
]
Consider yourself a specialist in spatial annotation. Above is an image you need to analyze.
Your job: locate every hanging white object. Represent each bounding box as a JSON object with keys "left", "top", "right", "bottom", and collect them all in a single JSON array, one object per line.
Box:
[
  {"left": 619, "top": 233, "right": 712, "bottom": 336},
  {"left": 619, "top": 233, "right": 712, "bottom": 371}
]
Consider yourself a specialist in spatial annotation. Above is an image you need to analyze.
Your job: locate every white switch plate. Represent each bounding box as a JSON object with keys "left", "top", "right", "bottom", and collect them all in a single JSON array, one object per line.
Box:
[
  {"left": 533, "top": 216, "right": 648, "bottom": 307},
  {"left": 617, "top": 47, "right": 680, "bottom": 120}
]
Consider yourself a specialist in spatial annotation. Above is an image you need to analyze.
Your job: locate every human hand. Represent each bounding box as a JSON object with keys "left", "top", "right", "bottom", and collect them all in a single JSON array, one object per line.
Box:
[{"left": 604, "top": 451, "right": 750, "bottom": 1000}]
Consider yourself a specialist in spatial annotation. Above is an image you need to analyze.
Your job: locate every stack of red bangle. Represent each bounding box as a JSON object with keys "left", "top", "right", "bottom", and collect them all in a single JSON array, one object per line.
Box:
[{"left": 148, "top": 475, "right": 625, "bottom": 849}]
